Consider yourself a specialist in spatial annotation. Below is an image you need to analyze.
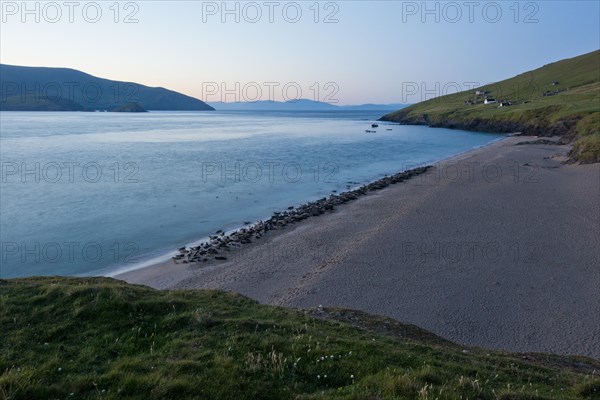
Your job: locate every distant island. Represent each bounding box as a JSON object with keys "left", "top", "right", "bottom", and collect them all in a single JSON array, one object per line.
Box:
[
  {"left": 209, "top": 99, "right": 408, "bottom": 111},
  {"left": 380, "top": 50, "right": 600, "bottom": 163},
  {"left": 0, "top": 64, "right": 214, "bottom": 112},
  {"left": 108, "top": 102, "right": 147, "bottom": 113}
]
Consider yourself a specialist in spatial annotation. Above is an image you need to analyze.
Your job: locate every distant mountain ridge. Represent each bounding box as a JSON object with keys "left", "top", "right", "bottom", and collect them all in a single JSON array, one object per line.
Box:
[
  {"left": 209, "top": 99, "right": 408, "bottom": 111},
  {"left": 0, "top": 64, "right": 214, "bottom": 111}
]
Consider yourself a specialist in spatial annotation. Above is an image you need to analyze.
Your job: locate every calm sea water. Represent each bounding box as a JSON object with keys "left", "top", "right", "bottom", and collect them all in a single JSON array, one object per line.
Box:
[{"left": 0, "top": 111, "right": 501, "bottom": 278}]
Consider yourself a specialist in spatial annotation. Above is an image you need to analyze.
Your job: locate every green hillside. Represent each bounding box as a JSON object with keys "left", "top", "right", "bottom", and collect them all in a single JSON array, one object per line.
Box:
[
  {"left": 1, "top": 277, "right": 599, "bottom": 399},
  {"left": 381, "top": 50, "right": 600, "bottom": 162}
]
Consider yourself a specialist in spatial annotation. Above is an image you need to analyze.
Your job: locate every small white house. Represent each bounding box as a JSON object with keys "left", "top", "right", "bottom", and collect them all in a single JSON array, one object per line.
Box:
[
  {"left": 475, "top": 90, "right": 488, "bottom": 95},
  {"left": 484, "top": 98, "right": 497, "bottom": 104}
]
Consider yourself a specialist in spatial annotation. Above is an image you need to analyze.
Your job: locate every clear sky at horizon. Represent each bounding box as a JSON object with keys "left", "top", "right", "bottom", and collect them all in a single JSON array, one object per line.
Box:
[{"left": 1, "top": 0, "right": 598, "bottom": 104}]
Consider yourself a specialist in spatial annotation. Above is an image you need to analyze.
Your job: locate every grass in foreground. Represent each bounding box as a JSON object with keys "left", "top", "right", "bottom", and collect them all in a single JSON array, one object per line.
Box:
[
  {"left": 381, "top": 50, "right": 600, "bottom": 163},
  {"left": 1, "top": 277, "right": 599, "bottom": 399}
]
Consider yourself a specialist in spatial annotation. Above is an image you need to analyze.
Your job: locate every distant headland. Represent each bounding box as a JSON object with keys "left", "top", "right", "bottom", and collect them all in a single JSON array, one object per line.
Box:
[{"left": 0, "top": 64, "right": 214, "bottom": 112}]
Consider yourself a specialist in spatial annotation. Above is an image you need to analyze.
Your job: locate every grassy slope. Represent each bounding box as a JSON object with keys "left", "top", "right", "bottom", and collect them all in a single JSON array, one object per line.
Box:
[
  {"left": 381, "top": 50, "right": 600, "bottom": 162},
  {"left": 1, "top": 277, "right": 599, "bottom": 400}
]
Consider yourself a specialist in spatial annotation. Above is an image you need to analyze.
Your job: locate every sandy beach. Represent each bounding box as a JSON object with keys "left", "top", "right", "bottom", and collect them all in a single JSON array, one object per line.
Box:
[{"left": 117, "top": 136, "right": 600, "bottom": 359}]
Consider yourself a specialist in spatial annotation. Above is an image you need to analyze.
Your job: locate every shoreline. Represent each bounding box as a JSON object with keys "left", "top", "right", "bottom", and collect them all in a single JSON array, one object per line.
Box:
[
  {"left": 118, "top": 135, "right": 600, "bottom": 359},
  {"left": 112, "top": 166, "right": 432, "bottom": 286},
  {"left": 170, "top": 166, "right": 433, "bottom": 265},
  {"left": 115, "top": 137, "right": 510, "bottom": 288},
  {"left": 110, "top": 136, "right": 506, "bottom": 279}
]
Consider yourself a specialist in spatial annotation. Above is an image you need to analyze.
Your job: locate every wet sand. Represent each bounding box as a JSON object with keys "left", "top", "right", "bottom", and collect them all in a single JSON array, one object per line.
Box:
[{"left": 117, "top": 136, "right": 600, "bottom": 359}]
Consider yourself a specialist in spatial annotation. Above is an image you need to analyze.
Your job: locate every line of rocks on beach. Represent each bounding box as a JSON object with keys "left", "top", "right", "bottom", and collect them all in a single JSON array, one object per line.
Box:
[{"left": 172, "top": 166, "right": 432, "bottom": 265}]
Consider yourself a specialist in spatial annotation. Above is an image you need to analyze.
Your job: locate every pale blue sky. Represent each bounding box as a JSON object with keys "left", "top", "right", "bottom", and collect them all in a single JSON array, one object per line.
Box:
[{"left": 1, "top": 1, "right": 598, "bottom": 104}]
